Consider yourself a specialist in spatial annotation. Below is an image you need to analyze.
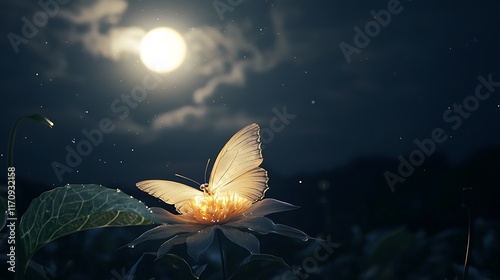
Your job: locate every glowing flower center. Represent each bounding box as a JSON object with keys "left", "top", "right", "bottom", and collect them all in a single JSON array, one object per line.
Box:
[{"left": 182, "top": 192, "right": 252, "bottom": 224}]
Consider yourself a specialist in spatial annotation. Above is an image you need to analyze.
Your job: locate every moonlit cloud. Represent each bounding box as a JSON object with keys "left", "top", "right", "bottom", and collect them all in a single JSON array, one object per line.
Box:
[
  {"left": 114, "top": 118, "right": 148, "bottom": 134},
  {"left": 59, "top": 0, "right": 127, "bottom": 24},
  {"left": 59, "top": 0, "right": 144, "bottom": 60},
  {"left": 152, "top": 105, "right": 208, "bottom": 130},
  {"left": 109, "top": 27, "right": 145, "bottom": 58},
  {"left": 64, "top": 24, "right": 144, "bottom": 60},
  {"left": 185, "top": 10, "right": 291, "bottom": 104}
]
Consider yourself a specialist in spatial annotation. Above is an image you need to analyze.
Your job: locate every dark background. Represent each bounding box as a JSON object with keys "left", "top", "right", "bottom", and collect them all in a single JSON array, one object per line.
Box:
[{"left": 1, "top": 0, "right": 499, "bottom": 279}]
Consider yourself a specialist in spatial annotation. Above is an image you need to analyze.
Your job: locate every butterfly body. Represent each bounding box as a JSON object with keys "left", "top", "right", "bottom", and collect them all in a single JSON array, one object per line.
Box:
[{"left": 199, "top": 183, "right": 213, "bottom": 195}]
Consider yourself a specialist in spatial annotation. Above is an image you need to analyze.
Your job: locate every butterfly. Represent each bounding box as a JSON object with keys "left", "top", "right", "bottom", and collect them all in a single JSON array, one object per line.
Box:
[{"left": 137, "top": 123, "right": 269, "bottom": 212}]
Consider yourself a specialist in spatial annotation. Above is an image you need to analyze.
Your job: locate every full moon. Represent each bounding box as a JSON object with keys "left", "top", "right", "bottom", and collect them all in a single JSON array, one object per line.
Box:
[{"left": 140, "top": 27, "right": 186, "bottom": 73}]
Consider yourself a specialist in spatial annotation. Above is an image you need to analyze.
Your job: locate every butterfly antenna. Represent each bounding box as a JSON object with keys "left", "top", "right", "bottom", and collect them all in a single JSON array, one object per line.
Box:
[
  {"left": 175, "top": 174, "right": 201, "bottom": 186},
  {"left": 204, "top": 158, "right": 211, "bottom": 183}
]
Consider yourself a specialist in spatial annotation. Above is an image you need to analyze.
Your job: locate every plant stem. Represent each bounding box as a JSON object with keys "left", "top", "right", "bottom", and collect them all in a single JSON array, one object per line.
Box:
[
  {"left": 461, "top": 187, "right": 474, "bottom": 280},
  {"left": 7, "top": 114, "right": 53, "bottom": 280},
  {"left": 8, "top": 114, "right": 54, "bottom": 166},
  {"left": 217, "top": 229, "right": 226, "bottom": 280},
  {"left": 462, "top": 205, "right": 471, "bottom": 280}
]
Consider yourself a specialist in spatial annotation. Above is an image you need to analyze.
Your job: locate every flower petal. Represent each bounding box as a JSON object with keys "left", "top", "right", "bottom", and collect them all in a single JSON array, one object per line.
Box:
[
  {"left": 229, "top": 216, "right": 311, "bottom": 241},
  {"left": 218, "top": 226, "right": 260, "bottom": 254},
  {"left": 228, "top": 216, "right": 277, "bottom": 233},
  {"left": 151, "top": 207, "right": 193, "bottom": 224},
  {"left": 186, "top": 226, "right": 216, "bottom": 262},
  {"left": 157, "top": 233, "right": 191, "bottom": 257},
  {"left": 239, "top": 198, "right": 299, "bottom": 219},
  {"left": 274, "top": 224, "right": 311, "bottom": 241},
  {"left": 128, "top": 224, "right": 203, "bottom": 248}
]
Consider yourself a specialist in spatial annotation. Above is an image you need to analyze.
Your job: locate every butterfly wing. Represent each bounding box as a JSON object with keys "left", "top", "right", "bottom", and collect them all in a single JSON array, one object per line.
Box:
[
  {"left": 136, "top": 180, "right": 202, "bottom": 212},
  {"left": 208, "top": 123, "right": 269, "bottom": 202}
]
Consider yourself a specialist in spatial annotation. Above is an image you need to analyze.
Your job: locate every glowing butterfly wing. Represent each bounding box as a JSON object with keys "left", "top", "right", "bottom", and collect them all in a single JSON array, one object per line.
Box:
[
  {"left": 208, "top": 123, "right": 269, "bottom": 202},
  {"left": 136, "top": 180, "right": 202, "bottom": 212}
]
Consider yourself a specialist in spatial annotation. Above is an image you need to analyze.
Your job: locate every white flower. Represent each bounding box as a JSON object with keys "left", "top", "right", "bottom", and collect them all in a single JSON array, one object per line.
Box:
[{"left": 128, "top": 196, "right": 310, "bottom": 261}]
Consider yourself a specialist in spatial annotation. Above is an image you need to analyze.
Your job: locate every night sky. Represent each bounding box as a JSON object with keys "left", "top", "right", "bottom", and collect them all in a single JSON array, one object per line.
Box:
[{"left": 2, "top": 0, "right": 500, "bottom": 192}]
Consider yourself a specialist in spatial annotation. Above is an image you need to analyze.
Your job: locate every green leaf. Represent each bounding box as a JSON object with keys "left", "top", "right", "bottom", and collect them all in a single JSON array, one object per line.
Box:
[{"left": 19, "top": 184, "right": 155, "bottom": 262}]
